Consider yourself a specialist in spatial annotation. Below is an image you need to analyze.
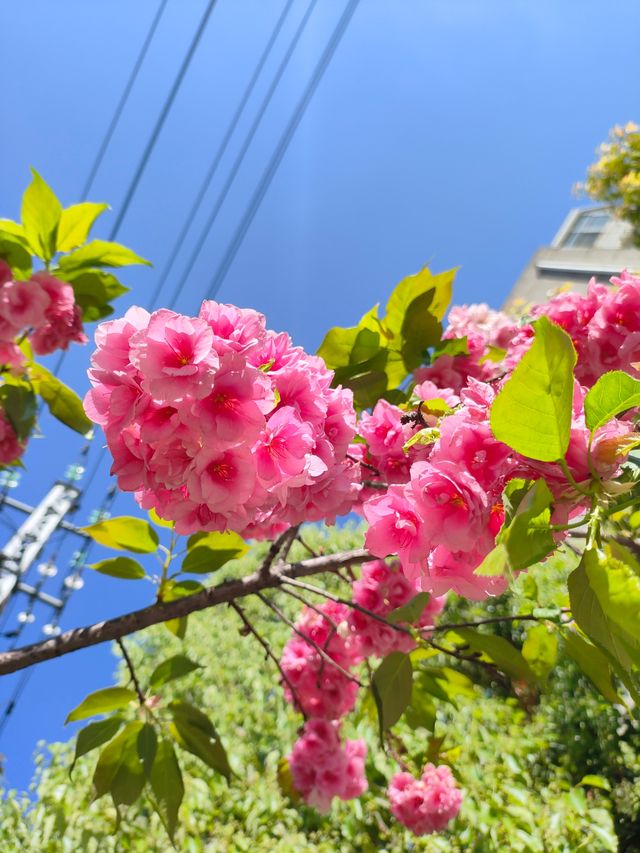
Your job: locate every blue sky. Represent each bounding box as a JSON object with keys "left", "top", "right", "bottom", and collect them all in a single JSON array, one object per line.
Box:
[{"left": 0, "top": 0, "right": 637, "bottom": 791}]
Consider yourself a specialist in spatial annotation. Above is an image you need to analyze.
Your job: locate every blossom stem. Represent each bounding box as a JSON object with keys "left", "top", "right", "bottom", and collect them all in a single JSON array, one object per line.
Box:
[
  {"left": 255, "top": 592, "right": 362, "bottom": 687},
  {"left": 117, "top": 638, "right": 146, "bottom": 706},
  {"left": 229, "top": 601, "right": 307, "bottom": 720}
]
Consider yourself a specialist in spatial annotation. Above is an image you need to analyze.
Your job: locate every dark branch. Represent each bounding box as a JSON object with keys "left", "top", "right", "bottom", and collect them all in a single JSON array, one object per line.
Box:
[{"left": 0, "top": 548, "right": 371, "bottom": 678}]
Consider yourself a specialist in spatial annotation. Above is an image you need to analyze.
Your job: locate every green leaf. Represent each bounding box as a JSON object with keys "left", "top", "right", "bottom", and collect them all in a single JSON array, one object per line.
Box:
[
  {"left": 150, "top": 739, "right": 184, "bottom": 840},
  {"left": 562, "top": 629, "right": 621, "bottom": 704},
  {"left": 110, "top": 727, "right": 147, "bottom": 808},
  {"left": 398, "top": 290, "right": 443, "bottom": 371},
  {"left": 370, "top": 651, "right": 413, "bottom": 741},
  {"left": 182, "top": 547, "right": 241, "bottom": 575},
  {"left": 0, "top": 383, "right": 37, "bottom": 440},
  {"left": 89, "top": 557, "right": 146, "bottom": 580},
  {"left": 148, "top": 507, "right": 173, "bottom": 529},
  {"left": 451, "top": 628, "right": 539, "bottom": 684},
  {"left": 65, "top": 687, "right": 137, "bottom": 723},
  {"left": 169, "top": 701, "right": 232, "bottom": 779},
  {"left": 522, "top": 624, "right": 558, "bottom": 684},
  {"left": 385, "top": 266, "right": 455, "bottom": 330},
  {"left": 387, "top": 592, "right": 430, "bottom": 625},
  {"left": 277, "top": 757, "right": 301, "bottom": 803},
  {"left": 165, "top": 617, "right": 188, "bottom": 639},
  {"left": 82, "top": 516, "right": 159, "bottom": 554},
  {"left": 182, "top": 531, "right": 247, "bottom": 574},
  {"left": 186, "top": 530, "right": 246, "bottom": 553},
  {"left": 490, "top": 316, "right": 576, "bottom": 461},
  {"left": 92, "top": 721, "right": 144, "bottom": 801},
  {"left": 473, "top": 543, "right": 509, "bottom": 577},
  {"left": 433, "top": 336, "right": 469, "bottom": 358},
  {"left": 70, "top": 717, "right": 123, "bottom": 775},
  {"left": 584, "top": 370, "right": 640, "bottom": 433},
  {"left": 568, "top": 549, "right": 640, "bottom": 700},
  {"left": 56, "top": 203, "right": 109, "bottom": 253},
  {"left": 137, "top": 723, "right": 157, "bottom": 779},
  {"left": 161, "top": 581, "right": 204, "bottom": 640},
  {"left": 403, "top": 427, "right": 439, "bottom": 452},
  {"left": 578, "top": 774, "right": 611, "bottom": 792},
  {"left": 30, "top": 363, "right": 92, "bottom": 435},
  {"left": 148, "top": 655, "right": 202, "bottom": 691},
  {"left": 58, "top": 239, "right": 151, "bottom": 272},
  {"left": 21, "top": 168, "right": 62, "bottom": 262},
  {"left": 0, "top": 219, "right": 28, "bottom": 241},
  {"left": 403, "top": 684, "right": 436, "bottom": 731},
  {"left": 497, "top": 478, "right": 556, "bottom": 570},
  {"left": 579, "top": 546, "right": 640, "bottom": 646},
  {"left": 55, "top": 268, "right": 128, "bottom": 322},
  {"left": 0, "top": 230, "right": 32, "bottom": 278}
]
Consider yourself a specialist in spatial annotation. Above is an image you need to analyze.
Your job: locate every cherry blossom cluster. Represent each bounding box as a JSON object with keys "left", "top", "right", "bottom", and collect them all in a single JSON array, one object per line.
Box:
[
  {"left": 359, "top": 272, "right": 640, "bottom": 600},
  {"left": 414, "top": 302, "right": 518, "bottom": 394},
  {"left": 280, "top": 601, "right": 361, "bottom": 720},
  {"left": 281, "top": 561, "right": 446, "bottom": 813},
  {"left": 84, "top": 302, "right": 360, "bottom": 537},
  {"left": 0, "top": 410, "right": 25, "bottom": 465},
  {"left": 288, "top": 719, "right": 367, "bottom": 813},
  {"left": 0, "top": 263, "right": 87, "bottom": 466},
  {"left": 0, "top": 262, "right": 86, "bottom": 360},
  {"left": 388, "top": 763, "right": 463, "bottom": 835},
  {"left": 348, "top": 559, "right": 445, "bottom": 658}
]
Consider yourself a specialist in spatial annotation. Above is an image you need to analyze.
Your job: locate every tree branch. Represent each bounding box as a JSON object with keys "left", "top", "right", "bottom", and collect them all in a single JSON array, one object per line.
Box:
[
  {"left": 0, "top": 548, "right": 371, "bottom": 678},
  {"left": 117, "top": 638, "right": 145, "bottom": 705}
]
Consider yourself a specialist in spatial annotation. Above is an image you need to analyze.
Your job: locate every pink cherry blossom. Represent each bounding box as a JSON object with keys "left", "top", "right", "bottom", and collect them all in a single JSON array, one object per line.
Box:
[
  {"left": 0, "top": 411, "right": 25, "bottom": 465},
  {"left": 0, "top": 279, "right": 50, "bottom": 330},
  {"left": 289, "top": 720, "right": 368, "bottom": 813},
  {"left": 388, "top": 763, "right": 462, "bottom": 836}
]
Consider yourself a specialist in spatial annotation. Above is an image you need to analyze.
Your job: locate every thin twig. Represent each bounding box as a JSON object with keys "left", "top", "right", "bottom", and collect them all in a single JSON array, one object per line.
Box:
[
  {"left": 296, "top": 535, "right": 318, "bottom": 558},
  {"left": 117, "top": 638, "right": 145, "bottom": 705},
  {"left": 430, "top": 611, "right": 568, "bottom": 632},
  {"left": 281, "top": 576, "right": 413, "bottom": 636},
  {"left": 428, "top": 639, "right": 500, "bottom": 673},
  {"left": 279, "top": 586, "right": 339, "bottom": 631},
  {"left": 255, "top": 592, "right": 362, "bottom": 687},
  {"left": 346, "top": 453, "right": 380, "bottom": 476},
  {"left": 229, "top": 601, "right": 307, "bottom": 720}
]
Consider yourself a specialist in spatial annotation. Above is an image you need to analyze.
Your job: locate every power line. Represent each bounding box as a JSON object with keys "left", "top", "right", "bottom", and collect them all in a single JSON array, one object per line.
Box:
[
  {"left": 108, "top": 0, "right": 219, "bottom": 241},
  {"left": 165, "top": 0, "right": 317, "bottom": 310},
  {"left": 80, "top": 0, "right": 171, "bottom": 199},
  {"left": 147, "top": 0, "right": 296, "bottom": 310},
  {"left": 201, "top": 0, "right": 361, "bottom": 305}
]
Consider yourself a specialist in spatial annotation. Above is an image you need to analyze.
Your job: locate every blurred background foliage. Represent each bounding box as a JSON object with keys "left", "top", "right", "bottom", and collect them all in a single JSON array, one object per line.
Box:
[{"left": 0, "top": 523, "right": 635, "bottom": 852}]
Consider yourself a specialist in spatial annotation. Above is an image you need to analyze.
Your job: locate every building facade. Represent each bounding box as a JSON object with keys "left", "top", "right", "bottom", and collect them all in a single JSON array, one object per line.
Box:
[{"left": 507, "top": 207, "right": 640, "bottom": 308}]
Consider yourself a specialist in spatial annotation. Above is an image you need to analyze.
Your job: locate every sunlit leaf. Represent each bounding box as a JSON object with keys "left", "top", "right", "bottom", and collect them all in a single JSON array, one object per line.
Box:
[
  {"left": 56, "top": 202, "right": 109, "bottom": 252},
  {"left": 82, "top": 516, "right": 159, "bottom": 554},
  {"left": 89, "top": 557, "right": 146, "bottom": 580},
  {"left": 562, "top": 629, "right": 621, "bottom": 704},
  {"left": 490, "top": 316, "right": 576, "bottom": 461},
  {"left": 584, "top": 370, "right": 640, "bottom": 433},
  {"left": 451, "top": 628, "right": 539, "bottom": 684},
  {"left": 92, "top": 721, "right": 144, "bottom": 801},
  {"left": 58, "top": 239, "right": 151, "bottom": 272},
  {"left": 30, "top": 363, "right": 92, "bottom": 435},
  {"left": 21, "top": 168, "right": 62, "bottom": 261},
  {"left": 522, "top": 624, "right": 558, "bottom": 684},
  {"left": 65, "top": 687, "right": 137, "bottom": 723}
]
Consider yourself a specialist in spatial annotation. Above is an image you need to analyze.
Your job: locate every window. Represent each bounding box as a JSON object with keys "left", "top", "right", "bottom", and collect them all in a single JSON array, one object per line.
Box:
[{"left": 561, "top": 209, "right": 611, "bottom": 248}]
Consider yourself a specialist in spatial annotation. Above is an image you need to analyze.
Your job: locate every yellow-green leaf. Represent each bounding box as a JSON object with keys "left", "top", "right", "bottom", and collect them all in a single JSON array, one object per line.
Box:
[
  {"left": 57, "top": 202, "right": 109, "bottom": 252},
  {"left": 490, "top": 316, "right": 576, "bottom": 461},
  {"left": 82, "top": 516, "right": 159, "bottom": 554},
  {"left": 21, "top": 168, "right": 62, "bottom": 261}
]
